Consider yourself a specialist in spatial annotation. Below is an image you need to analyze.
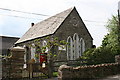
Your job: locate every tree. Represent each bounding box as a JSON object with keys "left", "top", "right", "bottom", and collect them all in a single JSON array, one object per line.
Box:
[
  {"left": 30, "top": 36, "right": 67, "bottom": 77},
  {"left": 81, "top": 15, "right": 120, "bottom": 65},
  {"left": 0, "top": 52, "right": 12, "bottom": 60},
  {"left": 32, "top": 37, "right": 67, "bottom": 61},
  {"left": 102, "top": 15, "right": 120, "bottom": 55}
]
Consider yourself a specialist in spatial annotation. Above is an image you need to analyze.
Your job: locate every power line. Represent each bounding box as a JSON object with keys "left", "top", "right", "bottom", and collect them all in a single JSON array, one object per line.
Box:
[
  {"left": 84, "top": 20, "right": 107, "bottom": 23},
  {"left": 0, "top": 13, "right": 111, "bottom": 27},
  {"left": 0, "top": 13, "right": 108, "bottom": 24},
  {"left": 0, "top": 13, "right": 42, "bottom": 20},
  {"left": 0, "top": 7, "right": 108, "bottom": 23},
  {"left": 0, "top": 14, "right": 107, "bottom": 24},
  {"left": 0, "top": 7, "right": 49, "bottom": 16}
]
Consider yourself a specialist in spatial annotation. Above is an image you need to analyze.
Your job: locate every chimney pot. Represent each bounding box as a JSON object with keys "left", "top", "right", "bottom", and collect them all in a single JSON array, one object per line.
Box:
[{"left": 31, "top": 23, "right": 34, "bottom": 27}]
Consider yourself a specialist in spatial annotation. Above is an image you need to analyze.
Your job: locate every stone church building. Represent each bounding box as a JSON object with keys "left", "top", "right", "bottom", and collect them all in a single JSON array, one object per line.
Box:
[{"left": 15, "top": 7, "right": 93, "bottom": 63}]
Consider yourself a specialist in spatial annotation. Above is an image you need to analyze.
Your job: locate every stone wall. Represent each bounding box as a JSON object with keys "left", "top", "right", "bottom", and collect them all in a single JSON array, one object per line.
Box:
[
  {"left": 2, "top": 47, "right": 25, "bottom": 79},
  {"left": 10, "top": 47, "right": 24, "bottom": 78},
  {"left": 58, "top": 55, "right": 120, "bottom": 80},
  {"left": 115, "top": 55, "right": 120, "bottom": 64},
  {"left": 0, "top": 36, "right": 19, "bottom": 79}
]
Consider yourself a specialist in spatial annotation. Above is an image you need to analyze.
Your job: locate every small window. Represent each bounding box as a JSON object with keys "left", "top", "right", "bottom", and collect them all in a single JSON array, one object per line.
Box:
[{"left": 42, "top": 40, "right": 48, "bottom": 53}]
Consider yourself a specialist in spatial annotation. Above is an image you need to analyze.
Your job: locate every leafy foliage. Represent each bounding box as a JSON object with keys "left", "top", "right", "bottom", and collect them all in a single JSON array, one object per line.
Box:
[
  {"left": 0, "top": 52, "right": 13, "bottom": 60},
  {"left": 81, "top": 15, "right": 120, "bottom": 65},
  {"left": 81, "top": 47, "right": 115, "bottom": 65},
  {"left": 102, "top": 15, "right": 120, "bottom": 55},
  {"left": 31, "top": 36, "right": 68, "bottom": 61}
]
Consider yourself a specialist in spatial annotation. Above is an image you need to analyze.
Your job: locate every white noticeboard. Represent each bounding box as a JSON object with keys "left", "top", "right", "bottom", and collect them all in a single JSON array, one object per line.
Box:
[{"left": 58, "top": 45, "right": 66, "bottom": 51}]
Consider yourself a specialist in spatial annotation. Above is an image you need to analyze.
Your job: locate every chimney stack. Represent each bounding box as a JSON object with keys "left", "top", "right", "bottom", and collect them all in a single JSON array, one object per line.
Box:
[{"left": 31, "top": 23, "right": 34, "bottom": 27}]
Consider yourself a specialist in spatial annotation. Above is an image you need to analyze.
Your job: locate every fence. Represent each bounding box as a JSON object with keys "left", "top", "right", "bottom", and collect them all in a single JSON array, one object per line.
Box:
[{"left": 22, "top": 63, "right": 49, "bottom": 79}]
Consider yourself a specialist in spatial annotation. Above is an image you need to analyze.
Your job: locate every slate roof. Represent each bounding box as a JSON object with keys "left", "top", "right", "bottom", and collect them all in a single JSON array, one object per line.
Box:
[{"left": 16, "top": 7, "right": 74, "bottom": 44}]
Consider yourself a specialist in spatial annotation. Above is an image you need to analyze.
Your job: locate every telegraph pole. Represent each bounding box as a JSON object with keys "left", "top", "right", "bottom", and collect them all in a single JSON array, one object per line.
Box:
[
  {"left": 117, "top": 1, "right": 120, "bottom": 56},
  {"left": 118, "top": 1, "right": 120, "bottom": 26}
]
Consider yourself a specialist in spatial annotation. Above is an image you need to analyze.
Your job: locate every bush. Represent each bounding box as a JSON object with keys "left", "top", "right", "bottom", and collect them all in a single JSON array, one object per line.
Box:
[{"left": 81, "top": 47, "right": 115, "bottom": 65}]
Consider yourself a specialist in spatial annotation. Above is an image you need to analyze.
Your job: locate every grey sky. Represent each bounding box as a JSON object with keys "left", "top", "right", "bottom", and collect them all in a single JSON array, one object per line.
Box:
[{"left": 0, "top": 0, "right": 119, "bottom": 47}]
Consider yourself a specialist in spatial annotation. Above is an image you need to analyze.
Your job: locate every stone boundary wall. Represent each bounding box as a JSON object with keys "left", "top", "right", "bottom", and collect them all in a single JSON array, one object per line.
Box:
[
  {"left": 58, "top": 55, "right": 120, "bottom": 80},
  {"left": 2, "top": 47, "right": 24, "bottom": 79}
]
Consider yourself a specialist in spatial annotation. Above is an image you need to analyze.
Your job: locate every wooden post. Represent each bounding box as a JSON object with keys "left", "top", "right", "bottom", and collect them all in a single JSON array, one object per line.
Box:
[
  {"left": 29, "top": 63, "right": 33, "bottom": 78},
  {"left": 48, "top": 59, "right": 53, "bottom": 78},
  {"left": 28, "top": 59, "right": 35, "bottom": 78}
]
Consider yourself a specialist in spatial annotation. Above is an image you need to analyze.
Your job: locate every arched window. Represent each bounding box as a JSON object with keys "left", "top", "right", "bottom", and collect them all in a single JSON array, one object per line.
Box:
[
  {"left": 42, "top": 40, "right": 48, "bottom": 53},
  {"left": 80, "top": 38, "right": 85, "bottom": 55},
  {"left": 67, "top": 36, "right": 73, "bottom": 60},
  {"left": 66, "top": 33, "right": 86, "bottom": 60},
  {"left": 24, "top": 46, "right": 30, "bottom": 62},
  {"left": 23, "top": 45, "right": 27, "bottom": 68},
  {"left": 31, "top": 43, "right": 36, "bottom": 59},
  {"left": 23, "top": 45, "right": 27, "bottom": 63},
  {"left": 73, "top": 33, "right": 80, "bottom": 59}
]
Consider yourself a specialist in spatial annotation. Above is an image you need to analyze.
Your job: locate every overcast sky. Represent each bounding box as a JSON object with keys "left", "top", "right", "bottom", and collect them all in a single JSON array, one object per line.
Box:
[{"left": 0, "top": 0, "right": 119, "bottom": 47}]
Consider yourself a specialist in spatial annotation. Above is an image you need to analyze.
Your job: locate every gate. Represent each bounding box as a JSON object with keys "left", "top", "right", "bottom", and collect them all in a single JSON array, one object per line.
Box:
[{"left": 22, "top": 63, "right": 49, "bottom": 79}]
